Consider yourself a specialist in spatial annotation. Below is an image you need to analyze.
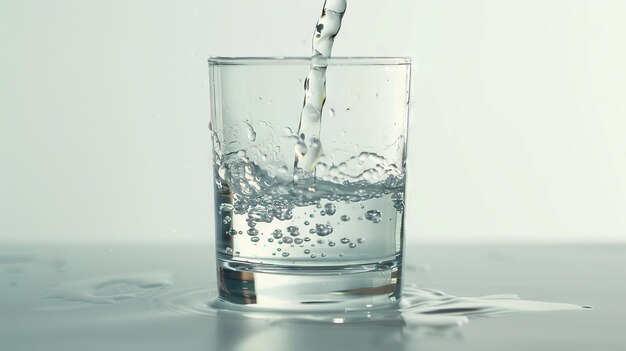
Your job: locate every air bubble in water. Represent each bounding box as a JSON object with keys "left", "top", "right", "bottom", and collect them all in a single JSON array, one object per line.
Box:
[
  {"left": 304, "top": 249, "right": 311, "bottom": 254},
  {"left": 340, "top": 215, "right": 350, "bottom": 222},
  {"left": 222, "top": 216, "right": 231, "bottom": 224},
  {"left": 348, "top": 243, "right": 356, "bottom": 248},
  {"left": 365, "top": 210, "right": 382, "bottom": 223},
  {"left": 225, "top": 247, "right": 233, "bottom": 254},
  {"left": 282, "top": 252, "right": 290, "bottom": 257},
  {"left": 328, "top": 241, "right": 336, "bottom": 247},
  {"left": 304, "top": 221, "right": 310, "bottom": 225},
  {"left": 340, "top": 238, "right": 350, "bottom": 244},
  {"left": 315, "top": 223, "right": 334, "bottom": 236},
  {"left": 357, "top": 238, "right": 365, "bottom": 244},
  {"left": 272, "top": 229, "right": 283, "bottom": 239},
  {"left": 321, "top": 253, "right": 326, "bottom": 257},
  {"left": 268, "top": 238, "right": 274, "bottom": 243},
  {"left": 219, "top": 204, "right": 233, "bottom": 212},
  {"left": 323, "top": 203, "right": 336, "bottom": 216},
  {"left": 251, "top": 237, "right": 260, "bottom": 243},
  {"left": 247, "top": 228, "right": 259, "bottom": 236},
  {"left": 310, "top": 253, "right": 317, "bottom": 258},
  {"left": 283, "top": 237, "right": 294, "bottom": 244},
  {"left": 294, "top": 238, "right": 303, "bottom": 245}
]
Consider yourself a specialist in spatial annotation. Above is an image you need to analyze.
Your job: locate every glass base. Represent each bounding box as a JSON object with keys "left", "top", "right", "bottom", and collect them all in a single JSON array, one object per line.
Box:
[{"left": 216, "top": 258, "right": 402, "bottom": 311}]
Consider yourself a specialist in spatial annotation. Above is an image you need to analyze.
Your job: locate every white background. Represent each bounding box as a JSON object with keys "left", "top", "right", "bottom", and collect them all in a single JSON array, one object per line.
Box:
[{"left": 2, "top": 0, "right": 625, "bottom": 244}]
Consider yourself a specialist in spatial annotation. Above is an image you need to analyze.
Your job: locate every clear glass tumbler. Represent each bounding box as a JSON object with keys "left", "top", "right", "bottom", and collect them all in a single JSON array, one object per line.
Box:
[{"left": 209, "top": 57, "right": 411, "bottom": 311}]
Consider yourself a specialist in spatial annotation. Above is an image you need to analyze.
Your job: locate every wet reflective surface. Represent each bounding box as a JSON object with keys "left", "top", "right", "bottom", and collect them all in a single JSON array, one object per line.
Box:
[{"left": 1, "top": 244, "right": 624, "bottom": 350}]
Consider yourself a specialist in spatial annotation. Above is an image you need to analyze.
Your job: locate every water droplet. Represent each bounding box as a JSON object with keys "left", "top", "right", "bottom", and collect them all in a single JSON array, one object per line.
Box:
[
  {"left": 340, "top": 238, "right": 350, "bottom": 244},
  {"left": 247, "top": 228, "right": 259, "bottom": 236},
  {"left": 282, "top": 252, "right": 290, "bottom": 257},
  {"left": 340, "top": 215, "right": 350, "bottom": 222},
  {"left": 365, "top": 210, "right": 382, "bottom": 223},
  {"left": 245, "top": 121, "right": 257, "bottom": 142},
  {"left": 323, "top": 203, "right": 336, "bottom": 216},
  {"left": 348, "top": 243, "right": 356, "bottom": 248}
]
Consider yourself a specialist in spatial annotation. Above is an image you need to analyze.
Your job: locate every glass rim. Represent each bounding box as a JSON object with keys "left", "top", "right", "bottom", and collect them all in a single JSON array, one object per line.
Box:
[{"left": 208, "top": 56, "right": 412, "bottom": 66}]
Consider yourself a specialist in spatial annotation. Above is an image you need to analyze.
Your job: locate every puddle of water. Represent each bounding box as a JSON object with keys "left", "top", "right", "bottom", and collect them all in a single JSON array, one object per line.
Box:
[
  {"left": 47, "top": 272, "right": 173, "bottom": 305},
  {"left": 45, "top": 277, "right": 584, "bottom": 329}
]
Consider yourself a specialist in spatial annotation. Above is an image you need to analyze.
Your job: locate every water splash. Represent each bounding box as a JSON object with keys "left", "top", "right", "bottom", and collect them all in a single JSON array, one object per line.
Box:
[{"left": 217, "top": 151, "right": 404, "bottom": 223}]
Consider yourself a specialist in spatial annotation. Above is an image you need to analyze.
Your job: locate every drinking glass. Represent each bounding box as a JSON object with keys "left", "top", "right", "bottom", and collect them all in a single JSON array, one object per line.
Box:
[{"left": 209, "top": 57, "right": 411, "bottom": 310}]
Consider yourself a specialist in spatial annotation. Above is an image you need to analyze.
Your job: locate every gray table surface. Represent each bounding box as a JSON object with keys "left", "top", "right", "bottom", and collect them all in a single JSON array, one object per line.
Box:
[{"left": 1, "top": 244, "right": 624, "bottom": 350}]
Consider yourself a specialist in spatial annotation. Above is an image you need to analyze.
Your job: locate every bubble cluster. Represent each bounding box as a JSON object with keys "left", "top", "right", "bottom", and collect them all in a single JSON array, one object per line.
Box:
[
  {"left": 287, "top": 226, "right": 300, "bottom": 237},
  {"left": 365, "top": 210, "right": 382, "bottom": 223},
  {"left": 315, "top": 224, "right": 334, "bottom": 236}
]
